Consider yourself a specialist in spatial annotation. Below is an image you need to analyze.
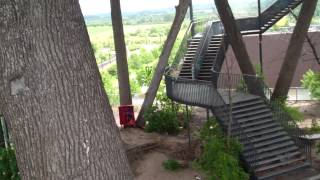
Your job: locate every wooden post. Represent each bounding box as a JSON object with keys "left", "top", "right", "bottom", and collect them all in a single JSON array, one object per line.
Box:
[
  {"left": 136, "top": 0, "right": 190, "bottom": 127},
  {"left": 189, "top": 0, "right": 195, "bottom": 36},
  {"left": 110, "top": 0, "right": 132, "bottom": 105}
]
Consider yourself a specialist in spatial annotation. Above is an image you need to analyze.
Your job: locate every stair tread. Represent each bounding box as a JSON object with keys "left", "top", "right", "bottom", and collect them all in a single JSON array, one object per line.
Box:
[
  {"left": 255, "top": 157, "right": 305, "bottom": 173},
  {"left": 254, "top": 151, "right": 301, "bottom": 167},
  {"left": 248, "top": 146, "right": 299, "bottom": 162},
  {"left": 237, "top": 112, "right": 273, "bottom": 123},
  {"left": 245, "top": 140, "right": 294, "bottom": 155},
  {"left": 252, "top": 135, "right": 291, "bottom": 149},
  {"left": 234, "top": 109, "right": 271, "bottom": 118},
  {"left": 240, "top": 118, "right": 275, "bottom": 128},
  {"left": 232, "top": 104, "right": 267, "bottom": 114},
  {"left": 241, "top": 122, "right": 279, "bottom": 133},
  {"left": 246, "top": 131, "right": 287, "bottom": 144},
  {"left": 245, "top": 126, "right": 283, "bottom": 138},
  {"left": 257, "top": 162, "right": 309, "bottom": 180}
]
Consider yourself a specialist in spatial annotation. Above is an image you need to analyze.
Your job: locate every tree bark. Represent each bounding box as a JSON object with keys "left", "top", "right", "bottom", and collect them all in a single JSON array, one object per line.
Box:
[
  {"left": 214, "top": 0, "right": 264, "bottom": 96},
  {"left": 0, "top": 1, "right": 133, "bottom": 179},
  {"left": 110, "top": 0, "right": 132, "bottom": 105},
  {"left": 136, "top": 0, "right": 190, "bottom": 127},
  {"left": 272, "top": 0, "right": 318, "bottom": 100}
]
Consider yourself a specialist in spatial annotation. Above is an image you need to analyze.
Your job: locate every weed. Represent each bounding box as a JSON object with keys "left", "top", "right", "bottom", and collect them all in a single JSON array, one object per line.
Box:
[
  {"left": 163, "top": 159, "right": 181, "bottom": 171},
  {"left": 194, "top": 118, "right": 249, "bottom": 180},
  {"left": 144, "top": 106, "right": 180, "bottom": 135}
]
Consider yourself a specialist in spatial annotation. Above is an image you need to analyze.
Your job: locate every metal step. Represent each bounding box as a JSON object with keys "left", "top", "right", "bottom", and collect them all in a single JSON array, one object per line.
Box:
[
  {"left": 254, "top": 151, "right": 301, "bottom": 168},
  {"left": 252, "top": 135, "right": 291, "bottom": 149},
  {"left": 237, "top": 112, "right": 273, "bottom": 123},
  {"left": 245, "top": 141, "right": 294, "bottom": 155},
  {"left": 240, "top": 118, "right": 275, "bottom": 128},
  {"left": 245, "top": 130, "right": 287, "bottom": 144},
  {"left": 244, "top": 126, "right": 283, "bottom": 138},
  {"left": 247, "top": 146, "right": 299, "bottom": 163},
  {"left": 257, "top": 162, "right": 309, "bottom": 180},
  {"left": 255, "top": 157, "right": 305, "bottom": 173},
  {"left": 232, "top": 104, "right": 267, "bottom": 114},
  {"left": 234, "top": 109, "right": 271, "bottom": 119}
]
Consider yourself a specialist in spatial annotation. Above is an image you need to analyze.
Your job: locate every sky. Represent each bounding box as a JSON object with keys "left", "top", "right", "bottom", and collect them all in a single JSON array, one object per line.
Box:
[{"left": 79, "top": 0, "right": 213, "bottom": 15}]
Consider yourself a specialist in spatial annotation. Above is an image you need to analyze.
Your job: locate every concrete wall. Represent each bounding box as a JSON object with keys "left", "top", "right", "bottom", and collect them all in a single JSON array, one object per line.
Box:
[{"left": 222, "top": 31, "right": 320, "bottom": 88}]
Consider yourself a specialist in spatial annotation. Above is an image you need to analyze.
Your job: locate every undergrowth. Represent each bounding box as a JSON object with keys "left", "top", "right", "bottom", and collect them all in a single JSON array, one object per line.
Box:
[
  {"left": 0, "top": 147, "right": 20, "bottom": 180},
  {"left": 194, "top": 118, "right": 249, "bottom": 180},
  {"left": 144, "top": 106, "right": 180, "bottom": 135},
  {"left": 163, "top": 159, "right": 181, "bottom": 171}
]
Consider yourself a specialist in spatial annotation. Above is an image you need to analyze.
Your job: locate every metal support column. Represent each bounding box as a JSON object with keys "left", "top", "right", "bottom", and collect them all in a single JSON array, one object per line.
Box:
[
  {"left": 258, "top": 0, "right": 263, "bottom": 74},
  {"left": 186, "top": 105, "right": 191, "bottom": 149}
]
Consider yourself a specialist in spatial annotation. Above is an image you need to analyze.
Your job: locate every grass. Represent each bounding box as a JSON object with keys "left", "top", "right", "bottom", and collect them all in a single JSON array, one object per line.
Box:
[{"left": 163, "top": 159, "right": 181, "bottom": 171}]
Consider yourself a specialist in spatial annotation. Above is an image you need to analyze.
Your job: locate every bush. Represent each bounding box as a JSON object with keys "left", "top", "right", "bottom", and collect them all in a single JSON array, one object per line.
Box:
[
  {"left": 194, "top": 118, "right": 249, "bottom": 180},
  {"left": 0, "top": 148, "right": 20, "bottom": 180},
  {"left": 283, "top": 105, "right": 304, "bottom": 123},
  {"left": 163, "top": 159, "right": 181, "bottom": 171},
  {"left": 144, "top": 106, "right": 180, "bottom": 135},
  {"left": 271, "top": 99, "right": 304, "bottom": 123},
  {"left": 302, "top": 69, "right": 320, "bottom": 99}
]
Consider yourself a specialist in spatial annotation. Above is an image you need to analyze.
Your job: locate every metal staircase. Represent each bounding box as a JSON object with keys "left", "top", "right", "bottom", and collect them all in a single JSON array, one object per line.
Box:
[
  {"left": 166, "top": 0, "right": 312, "bottom": 179},
  {"left": 178, "top": 0, "right": 303, "bottom": 81}
]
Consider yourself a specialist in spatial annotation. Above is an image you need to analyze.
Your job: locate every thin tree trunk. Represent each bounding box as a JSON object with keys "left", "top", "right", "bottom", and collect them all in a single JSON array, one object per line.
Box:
[
  {"left": 111, "top": 0, "right": 132, "bottom": 105},
  {"left": 0, "top": 1, "right": 133, "bottom": 179},
  {"left": 214, "top": 0, "right": 264, "bottom": 96},
  {"left": 272, "top": 0, "right": 318, "bottom": 100},
  {"left": 136, "top": 0, "right": 190, "bottom": 127}
]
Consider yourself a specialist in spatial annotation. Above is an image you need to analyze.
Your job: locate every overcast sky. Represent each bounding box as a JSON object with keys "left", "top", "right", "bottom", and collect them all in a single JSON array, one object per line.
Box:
[{"left": 79, "top": 0, "right": 213, "bottom": 15}]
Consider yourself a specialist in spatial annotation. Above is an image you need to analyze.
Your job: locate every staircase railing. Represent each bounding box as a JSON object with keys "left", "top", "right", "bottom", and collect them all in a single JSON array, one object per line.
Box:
[
  {"left": 165, "top": 69, "right": 259, "bottom": 172},
  {"left": 192, "top": 21, "right": 213, "bottom": 79},
  {"left": 210, "top": 70, "right": 312, "bottom": 163},
  {"left": 171, "top": 21, "right": 194, "bottom": 70},
  {"left": 209, "top": 79, "right": 259, "bottom": 173},
  {"left": 257, "top": 80, "right": 312, "bottom": 163},
  {"left": 171, "top": 19, "right": 212, "bottom": 73}
]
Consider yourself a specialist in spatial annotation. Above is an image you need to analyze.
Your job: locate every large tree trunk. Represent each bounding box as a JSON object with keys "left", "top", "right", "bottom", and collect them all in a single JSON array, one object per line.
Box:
[
  {"left": 0, "top": 1, "right": 133, "bottom": 179},
  {"left": 214, "top": 0, "right": 264, "bottom": 96},
  {"left": 272, "top": 0, "right": 318, "bottom": 100},
  {"left": 136, "top": 0, "right": 190, "bottom": 127},
  {"left": 111, "top": 0, "right": 132, "bottom": 105}
]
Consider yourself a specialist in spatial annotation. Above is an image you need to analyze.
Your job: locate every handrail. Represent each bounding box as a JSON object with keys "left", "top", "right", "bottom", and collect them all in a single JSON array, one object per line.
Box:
[
  {"left": 164, "top": 72, "right": 259, "bottom": 172},
  {"left": 192, "top": 21, "right": 219, "bottom": 79},
  {"left": 257, "top": 79, "right": 312, "bottom": 163},
  {"left": 171, "top": 19, "right": 210, "bottom": 75},
  {"left": 171, "top": 21, "right": 194, "bottom": 69},
  {"left": 209, "top": 70, "right": 312, "bottom": 163}
]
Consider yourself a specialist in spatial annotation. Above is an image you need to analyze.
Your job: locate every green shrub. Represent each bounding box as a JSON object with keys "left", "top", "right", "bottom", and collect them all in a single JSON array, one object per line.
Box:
[
  {"left": 317, "top": 143, "right": 320, "bottom": 154},
  {"left": 194, "top": 118, "right": 249, "bottom": 180},
  {"left": 144, "top": 106, "right": 180, "bottom": 135},
  {"left": 271, "top": 99, "right": 304, "bottom": 123},
  {"left": 163, "top": 159, "right": 181, "bottom": 171},
  {"left": 283, "top": 106, "right": 304, "bottom": 123},
  {"left": 302, "top": 70, "right": 320, "bottom": 99},
  {"left": 0, "top": 148, "right": 20, "bottom": 180}
]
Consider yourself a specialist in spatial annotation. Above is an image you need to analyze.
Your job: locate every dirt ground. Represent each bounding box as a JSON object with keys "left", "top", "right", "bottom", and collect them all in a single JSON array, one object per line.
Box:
[
  {"left": 289, "top": 101, "right": 320, "bottom": 128},
  {"left": 118, "top": 101, "right": 320, "bottom": 180},
  {"left": 121, "top": 128, "right": 204, "bottom": 180}
]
